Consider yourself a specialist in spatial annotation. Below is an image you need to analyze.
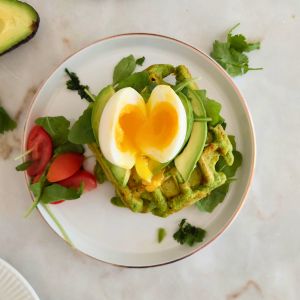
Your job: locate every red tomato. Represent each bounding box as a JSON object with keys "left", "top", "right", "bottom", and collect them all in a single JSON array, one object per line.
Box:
[
  {"left": 51, "top": 170, "right": 97, "bottom": 205},
  {"left": 51, "top": 200, "right": 65, "bottom": 205},
  {"left": 59, "top": 170, "right": 97, "bottom": 191},
  {"left": 47, "top": 153, "right": 84, "bottom": 183},
  {"left": 26, "top": 126, "right": 53, "bottom": 177}
]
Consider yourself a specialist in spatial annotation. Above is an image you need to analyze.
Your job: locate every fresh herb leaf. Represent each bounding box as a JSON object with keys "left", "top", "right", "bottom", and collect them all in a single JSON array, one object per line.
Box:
[
  {"left": 195, "top": 90, "right": 224, "bottom": 126},
  {"left": 158, "top": 228, "right": 166, "bottom": 243},
  {"left": 30, "top": 174, "right": 47, "bottom": 199},
  {"left": 40, "top": 183, "right": 83, "bottom": 204},
  {"left": 136, "top": 56, "right": 145, "bottom": 66},
  {"left": 210, "top": 23, "right": 262, "bottom": 77},
  {"left": 228, "top": 135, "right": 236, "bottom": 150},
  {"left": 94, "top": 162, "right": 107, "bottom": 183},
  {"left": 35, "top": 116, "right": 70, "bottom": 146},
  {"left": 173, "top": 219, "right": 206, "bottom": 246},
  {"left": 196, "top": 182, "right": 230, "bottom": 213},
  {"left": 65, "top": 68, "right": 95, "bottom": 102},
  {"left": 113, "top": 55, "right": 136, "bottom": 84},
  {"left": 24, "top": 172, "right": 48, "bottom": 217},
  {"left": 0, "top": 106, "right": 17, "bottom": 134},
  {"left": 54, "top": 142, "right": 84, "bottom": 155},
  {"left": 68, "top": 106, "right": 95, "bottom": 144},
  {"left": 116, "top": 71, "right": 150, "bottom": 92},
  {"left": 110, "top": 196, "right": 126, "bottom": 207},
  {"left": 15, "top": 160, "right": 32, "bottom": 171}
]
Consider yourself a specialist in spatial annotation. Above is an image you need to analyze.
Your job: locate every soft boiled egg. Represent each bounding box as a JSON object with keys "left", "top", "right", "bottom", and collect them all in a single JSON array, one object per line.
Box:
[{"left": 98, "top": 85, "right": 187, "bottom": 181}]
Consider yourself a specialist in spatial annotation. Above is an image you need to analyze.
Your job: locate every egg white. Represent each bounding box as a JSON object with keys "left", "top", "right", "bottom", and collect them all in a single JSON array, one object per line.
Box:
[
  {"left": 98, "top": 87, "right": 145, "bottom": 169},
  {"left": 142, "top": 85, "right": 187, "bottom": 163}
]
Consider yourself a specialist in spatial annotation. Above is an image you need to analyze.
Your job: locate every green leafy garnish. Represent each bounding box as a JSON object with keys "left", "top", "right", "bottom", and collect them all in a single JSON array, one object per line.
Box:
[
  {"left": 113, "top": 55, "right": 136, "bottom": 84},
  {"left": 15, "top": 160, "right": 32, "bottom": 171},
  {"left": 210, "top": 23, "right": 262, "bottom": 77},
  {"left": 158, "top": 228, "right": 166, "bottom": 243},
  {"left": 40, "top": 183, "right": 83, "bottom": 204},
  {"left": 0, "top": 106, "right": 17, "bottom": 134},
  {"left": 24, "top": 172, "right": 48, "bottom": 217},
  {"left": 94, "top": 162, "right": 107, "bottom": 184},
  {"left": 195, "top": 90, "right": 224, "bottom": 126},
  {"left": 54, "top": 142, "right": 84, "bottom": 155},
  {"left": 68, "top": 106, "right": 95, "bottom": 144},
  {"left": 173, "top": 219, "right": 206, "bottom": 246},
  {"left": 196, "top": 182, "right": 230, "bottom": 213},
  {"left": 35, "top": 116, "right": 70, "bottom": 146},
  {"left": 136, "top": 56, "right": 145, "bottom": 66},
  {"left": 116, "top": 71, "right": 150, "bottom": 92},
  {"left": 65, "top": 68, "right": 95, "bottom": 102},
  {"left": 110, "top": 196, "right": 126, "bottom": 207}
]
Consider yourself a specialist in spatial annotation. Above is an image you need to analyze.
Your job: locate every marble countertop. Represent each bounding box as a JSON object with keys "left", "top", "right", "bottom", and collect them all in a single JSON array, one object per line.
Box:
[{"left": 0, "top": 0, "right": 299, "bottom": 299}]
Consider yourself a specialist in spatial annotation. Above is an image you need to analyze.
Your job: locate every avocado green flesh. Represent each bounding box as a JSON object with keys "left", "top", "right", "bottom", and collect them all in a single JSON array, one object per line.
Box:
[
  {"left": 175, "top": 88, "right": 207, "bottom": 182},
  {"left": 91, "top": 85, "right": 130, "bottom": 187},
  {"left": 0, "top": 0, "right": 39, "bottom": 55}
]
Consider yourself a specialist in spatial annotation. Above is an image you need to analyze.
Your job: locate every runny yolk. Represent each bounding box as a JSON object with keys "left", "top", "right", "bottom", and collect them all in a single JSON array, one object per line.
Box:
[{"left": 116, "top": 101, "right": 179, "bottom": 155}]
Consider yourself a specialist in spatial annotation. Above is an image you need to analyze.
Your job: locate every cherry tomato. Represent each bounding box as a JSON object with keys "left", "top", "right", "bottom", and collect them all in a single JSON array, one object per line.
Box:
[
  {"left": 46, "top": 152, "right": 84, "bottom": 183},
  {"left": 26, "top": 126, "right": 53, "bottom": 177},
  {"left": 51, "top": 170, "right": 97, "bottom": 205},
  {"left": 58, "top": 170, "right": 97, "bottom": 191}
]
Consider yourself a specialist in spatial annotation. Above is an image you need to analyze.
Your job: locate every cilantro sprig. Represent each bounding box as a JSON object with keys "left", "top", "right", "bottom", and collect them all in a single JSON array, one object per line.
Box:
[
  {"left": 173, "top": 219, "right": 206, "bottom": 246},
  {"left": 65, "top": 68, "right": 95, "bottom": 102},
  {"left": 210, "top": 23, "right": 262, "bottom": 77}
]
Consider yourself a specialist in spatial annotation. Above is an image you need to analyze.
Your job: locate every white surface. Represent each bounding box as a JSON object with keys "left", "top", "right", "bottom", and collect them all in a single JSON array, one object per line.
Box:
[
  {"left": 0, "top": 258, "right": 39, "bottom": 300},
  {"left": 24, "top": 34, "right": 254, "bottom": 267},
  {"left": 0, "top": 0, "right": 299, "bottom": 299}
]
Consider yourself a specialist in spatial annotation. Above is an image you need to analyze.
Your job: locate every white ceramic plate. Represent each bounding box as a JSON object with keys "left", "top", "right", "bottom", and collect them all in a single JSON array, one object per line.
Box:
[
  {"left": 0, "top": 258, "right": 39, "bottom": 300},
  {"left": 23, "top": 33, "right": 255, "bottom": 267}
]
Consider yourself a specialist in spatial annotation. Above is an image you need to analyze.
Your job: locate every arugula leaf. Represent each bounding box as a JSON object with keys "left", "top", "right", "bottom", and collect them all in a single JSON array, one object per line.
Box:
[
  {"left": 228, "top": 135, "right": 236, "bottom": 150},
  {"left": 0, "top": 106, "right": 17, "bottom": 134},
  {"left": 116, "top": 71, "right": 150, "bottom": 92},
  {"left": 158, "top": 228, "right": 166, "bottom": 243},
  {"left": 136, "top": 56, "right": 145, "bottom": 66},
  {"left": 30, "top": 174, "right": 47, "bottom": 199},
  {"left": 110, "top": 196, "right": 126, "bottom": 207},
  {"left": 196, "top": 183, "right": 230, "bottom": 213},
  {"left": 113, "top": 55, "right": 136, "bottom": 84},
  {"left": 210, "top": 23, "right": 262, "bottom": 77},
  {"left": 65, "top": 68, "right": 95, "bottom": 102},
  {"left": 173, "top": 219, "right": 206, "bottom": 246},
  {"left": 54, "top": 142, "right": 84, "bottom": 155},
  {"left": 40, "top": 183, "right": 83, "bottom": 204},
  {"left": 35, "top": 116, "right": 70, "bottom": 146},
  {"left": 15, "top": 160, "right": 32, "bottom": 171},
  {"left": 24, "top": 172, "right": 48, "bottom": 217},
  {"left": 94, "top": 162, "right": 107, "bottom": 183},
  {"left": 68, "top": 106, "right": 95, "bottom": 144},
  {"left": 195, "top": 90, "right": 224, "bottom": 126}
]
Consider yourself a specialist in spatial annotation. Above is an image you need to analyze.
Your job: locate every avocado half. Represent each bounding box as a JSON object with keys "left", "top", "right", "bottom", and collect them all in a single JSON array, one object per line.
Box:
[{"left": 0, "top": 0, "right": 40, "bottom": 55}]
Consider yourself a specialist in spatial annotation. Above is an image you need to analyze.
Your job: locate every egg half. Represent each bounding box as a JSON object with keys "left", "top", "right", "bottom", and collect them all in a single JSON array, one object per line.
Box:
[{"left": 98, "top": 85, "right": 187, "bottom": 181}]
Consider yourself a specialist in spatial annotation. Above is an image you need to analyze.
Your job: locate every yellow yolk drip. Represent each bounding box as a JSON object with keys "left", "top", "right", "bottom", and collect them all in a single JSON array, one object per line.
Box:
[{"left": 115, "top": 101, "right": 179, "bottom": 182}]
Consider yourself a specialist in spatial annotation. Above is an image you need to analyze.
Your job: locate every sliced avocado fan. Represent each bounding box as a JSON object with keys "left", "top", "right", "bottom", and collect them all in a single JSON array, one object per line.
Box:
[{"left": 0, "top": 0, "right": 39, "bottom": 55}]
